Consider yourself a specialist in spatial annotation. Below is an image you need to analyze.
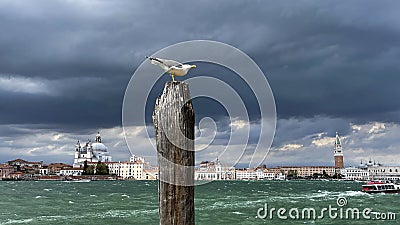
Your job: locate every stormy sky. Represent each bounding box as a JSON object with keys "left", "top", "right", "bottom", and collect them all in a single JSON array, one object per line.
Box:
[{"left": 1, "top": 0, "right": 400, "bottom": 167}]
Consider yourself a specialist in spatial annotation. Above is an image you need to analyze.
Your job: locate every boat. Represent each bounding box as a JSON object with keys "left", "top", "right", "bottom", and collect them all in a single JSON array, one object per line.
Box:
[{"left": 362, "top": 181, "right": 400, "bottom": 193}]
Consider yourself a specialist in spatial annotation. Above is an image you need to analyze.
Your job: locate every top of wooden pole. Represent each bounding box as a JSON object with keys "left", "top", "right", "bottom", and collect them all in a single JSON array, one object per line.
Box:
[{"left": 153, "top": 81, "right": 195, "bottom": 152}]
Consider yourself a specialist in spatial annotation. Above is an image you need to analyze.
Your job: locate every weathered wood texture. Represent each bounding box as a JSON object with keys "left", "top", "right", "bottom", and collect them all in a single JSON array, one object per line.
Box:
[{"left": 153, "top": 81, "right": 195, "bottom": 225}]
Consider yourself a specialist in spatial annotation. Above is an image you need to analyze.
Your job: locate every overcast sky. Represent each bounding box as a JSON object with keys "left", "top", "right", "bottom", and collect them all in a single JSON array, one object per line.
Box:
[{"left": 1, "top": 0, "right": 400, "bottom": 167}]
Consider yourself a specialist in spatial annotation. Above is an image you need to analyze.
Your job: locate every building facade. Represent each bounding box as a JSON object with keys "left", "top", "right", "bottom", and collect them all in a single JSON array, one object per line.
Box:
[
  {"left": 7, "top": 158, "right": 43, "bottom": 175},
  {"left": 342, "top": 159, "right": 400, "bottom": 181},
  {"left": 195, "top": 160, "right": 235, "bottom": 180},
  {"left": 267, "top": 166, "right": 335, "bottom": 177},
  {"left": 143, "top": 167, "right": 159, "bottom": 180},
  {"left": 368, "top": 165, "right": 400, "bottom": 181},
  {"left": 59, "top": 168, "right": 84, "bottom": 176},
  {"left": 0, "top": 164, "right": 14, "bottom": 180},
  {"left": 106, "top": 155, "right": 145, "bottom": 180},
  {"left": 342, "top": 166, "right": 369, "bottom": 180},
  {"left": 235, "top": 169, "right": 257, "bottom": 180}
]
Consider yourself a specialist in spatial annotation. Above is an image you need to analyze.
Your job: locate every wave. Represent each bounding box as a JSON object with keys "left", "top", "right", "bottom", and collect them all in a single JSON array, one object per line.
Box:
[
  {"left": 198, "top": 199, "right": 265, "bottom": 211},
  {"left": 101, "top": 209, "right": 158, "bottom": 218},
  {"left": 0, "top": 218, "right": 33, "bottom": 224},
  {"left": 35, "top": 196, "right": 46, "bottom": 199},
  {"left": 341, "top": 190, "right": 370, "bottom": 197}
]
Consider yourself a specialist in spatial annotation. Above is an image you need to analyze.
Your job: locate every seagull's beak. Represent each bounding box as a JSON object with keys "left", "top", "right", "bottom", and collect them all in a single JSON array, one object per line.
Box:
[{"left": 191, "top": 65, "right": 197, "bottom": 68}]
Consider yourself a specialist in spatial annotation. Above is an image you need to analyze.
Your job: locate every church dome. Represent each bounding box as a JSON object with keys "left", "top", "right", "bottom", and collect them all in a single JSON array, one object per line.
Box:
[{"left": 91, "top": 142, "right": 108, "bottom": 152}]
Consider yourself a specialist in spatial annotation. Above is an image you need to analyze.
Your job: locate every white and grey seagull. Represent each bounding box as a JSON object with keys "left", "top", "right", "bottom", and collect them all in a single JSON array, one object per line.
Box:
[{"left": 146, "top": 56, "right": 196, "bottom": 82}]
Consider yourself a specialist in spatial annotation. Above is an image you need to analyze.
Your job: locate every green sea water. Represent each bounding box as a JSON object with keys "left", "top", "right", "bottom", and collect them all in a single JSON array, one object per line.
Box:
[{"left": 0, "top": 180, "right": 398, "bottom": 225}]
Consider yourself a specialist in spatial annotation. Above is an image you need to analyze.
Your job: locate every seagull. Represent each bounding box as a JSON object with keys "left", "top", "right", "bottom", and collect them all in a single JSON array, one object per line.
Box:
[{"left": 146, "top": 56, "right": 196, "bottom": 82}]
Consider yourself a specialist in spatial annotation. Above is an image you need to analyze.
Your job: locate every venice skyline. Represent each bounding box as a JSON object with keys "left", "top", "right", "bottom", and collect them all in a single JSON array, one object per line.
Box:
[{"left": 1, "top": 1, "right": 400, "bottom": 167}]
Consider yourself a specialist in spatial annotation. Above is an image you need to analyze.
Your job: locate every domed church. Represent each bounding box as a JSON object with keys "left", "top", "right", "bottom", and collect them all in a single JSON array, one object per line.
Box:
[{"left": 73, "top": 132, "right": 112, "bottom": 168}]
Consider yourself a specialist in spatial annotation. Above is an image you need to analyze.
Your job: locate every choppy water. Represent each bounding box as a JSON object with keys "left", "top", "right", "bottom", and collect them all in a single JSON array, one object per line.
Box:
[{"left": 0, "top": 180, "right": 398, "bottom": 224}]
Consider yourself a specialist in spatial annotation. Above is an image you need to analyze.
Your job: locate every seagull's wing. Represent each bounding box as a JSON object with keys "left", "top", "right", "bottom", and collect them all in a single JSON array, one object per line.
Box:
[
  {"left": 160, "top": 59, "right": 183, "bottom": 67},
  {"left": 146, "top": 57, "right": 183, "bottom": 70}
]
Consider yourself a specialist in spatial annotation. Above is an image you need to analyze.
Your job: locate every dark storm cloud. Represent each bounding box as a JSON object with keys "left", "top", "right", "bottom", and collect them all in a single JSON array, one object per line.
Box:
[{"left": 1, "top": 0, "right": 400, "bottom": 133}]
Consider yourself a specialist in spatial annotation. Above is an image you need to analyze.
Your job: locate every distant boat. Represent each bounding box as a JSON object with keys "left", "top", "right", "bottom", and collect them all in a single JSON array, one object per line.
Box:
[{"left": 362, "top": 181, "right": 400, "bottom": 193}]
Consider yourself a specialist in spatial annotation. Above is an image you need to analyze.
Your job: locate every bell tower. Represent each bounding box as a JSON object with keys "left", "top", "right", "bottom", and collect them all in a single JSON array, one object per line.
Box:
[
  {"left": 95, "top": 132, "right": 102, "bottom": 143},
  {"left": 334, "top": 132, "right": 344, "bottom": 170},
  {"left": 74, "top": 140, "right": 81, "bottom": 166}
]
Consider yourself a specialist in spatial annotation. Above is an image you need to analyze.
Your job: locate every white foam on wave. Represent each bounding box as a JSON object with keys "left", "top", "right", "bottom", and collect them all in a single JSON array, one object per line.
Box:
[
  {"left": 1, "top": 218, "right": 33, "bottom": 224},
  {"left": 100, "top": 209, "right": 158, "bottom": 218},
  {"left": 203, "top": 199, "right": 265, "bottom": 210},
  {"left": 69, "top": 201, "right": 74, "bottom": 204},
  {"left": 341, "top": 190, "right": 370, "bottom": 197},
  {"left": 38, "top": 215, "right": 68, "bottom": 221},
  {"left": 232, "top": 211, "right": 243, "bottom": 215}
]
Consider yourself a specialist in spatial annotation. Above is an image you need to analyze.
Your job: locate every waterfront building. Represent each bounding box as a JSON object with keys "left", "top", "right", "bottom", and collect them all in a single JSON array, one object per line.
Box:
[
  {"left": 106, "top": 155, "right": 145, "bottom": 180},
  {"left": 234, "top": 168, "right": 286, "bottom": 180},
  {"left": 195, "top": 159, "right": 235, "bottom": 180},
  {"left": 368, "top": 165, "right": 400, "bottom": 181},
  {"left": 0, "top": 164, "right": 14, "bottom": 180},
  {"left": 334, "top": 132, "right": 345, "bottom": 173},
  {"left": 235, "top": 169, "right": 257, "bottom": 180},
  {"left": 195, "top": 160, "right": 285, "bottom": 180},
  {"left": 73, "top": 132, "right": 112, "bottom": 168},
  {"left": 341, "top": 162, "right": 369, "bottom": 180},
  {"left": 8, "top": 172, "right": 24, "bottom": 180},
  {"left": 7, "top": 158, "right": 43, "bottom": 175},
  {"left": 39, "top": 166, "right": 49, "bottom": 175},
  {"left": 47, "top": 163, "right": 73, "bottom": 175},
  {"left": 341, "top": 159, "right": 400, "bottom": 181},
  {"left": 267, "top": 166, "right": 335, "bottom": 178},
  {"left": 59, "top": 168, "right": 84, "bottom": 176},
  {"left": 258, "top": 170, "right": 286, "bottom": 180},
  {"left": 143, "top": 167, "right": 159, "bottom": 180},
  {"left": 266, "top": 172, "right": 286, "bottom": 180}
]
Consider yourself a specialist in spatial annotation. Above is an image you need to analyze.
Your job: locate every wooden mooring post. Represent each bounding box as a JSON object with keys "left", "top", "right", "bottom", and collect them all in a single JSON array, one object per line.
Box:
[{"left": 153, "top": 81, "right": 195, "bottom": 225}]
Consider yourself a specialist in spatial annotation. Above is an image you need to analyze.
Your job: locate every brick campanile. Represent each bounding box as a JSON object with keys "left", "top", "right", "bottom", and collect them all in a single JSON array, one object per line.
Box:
[{"left": 334, "top": 132, "right": 344, "bottom": 170}]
